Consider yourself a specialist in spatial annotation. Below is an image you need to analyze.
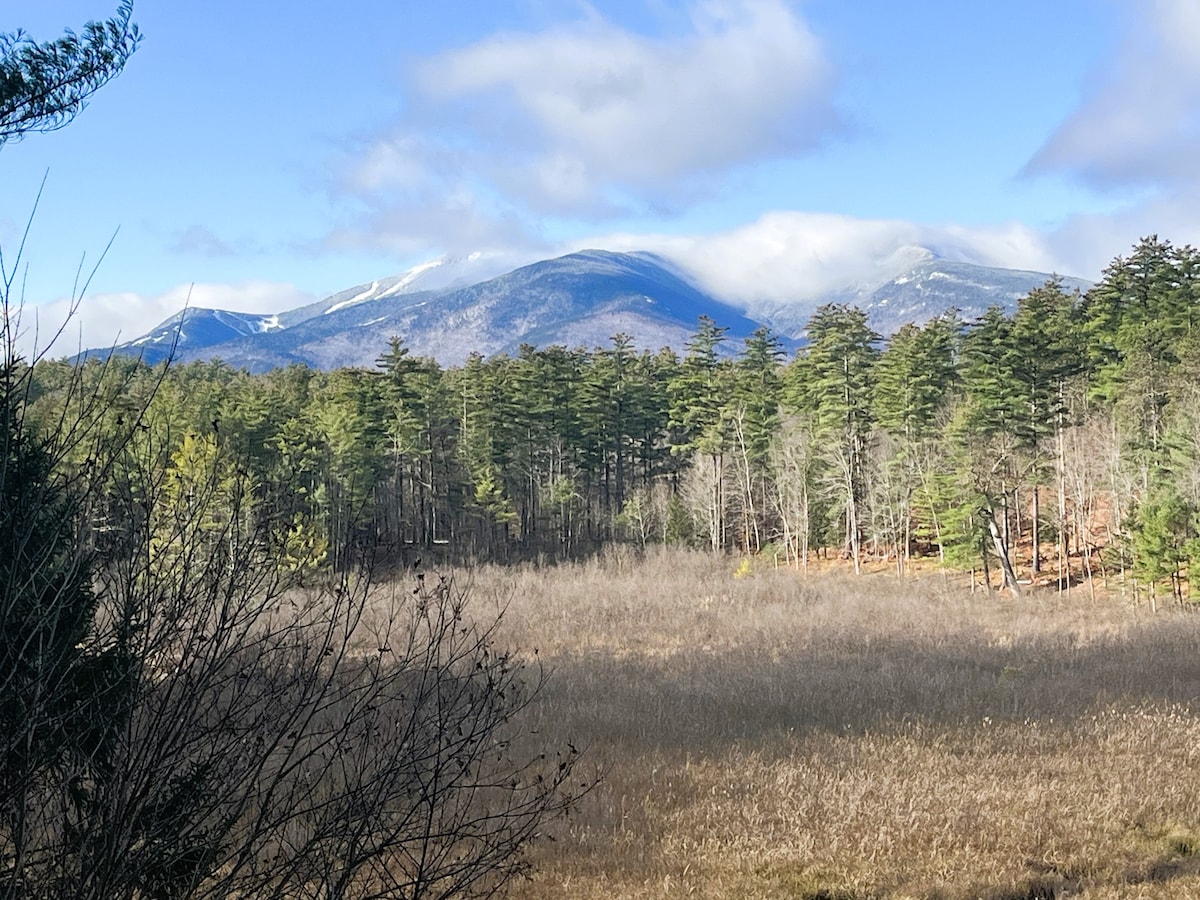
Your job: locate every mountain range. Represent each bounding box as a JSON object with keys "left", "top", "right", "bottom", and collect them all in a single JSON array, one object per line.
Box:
[{"left": 90, "top": 247, "right": 1092, "bottom": 372}]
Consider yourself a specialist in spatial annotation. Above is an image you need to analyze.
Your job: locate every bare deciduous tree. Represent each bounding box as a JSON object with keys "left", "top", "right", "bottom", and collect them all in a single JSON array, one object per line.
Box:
[{"left": 1, "top": 296, "right": 590, "bottom": 900}]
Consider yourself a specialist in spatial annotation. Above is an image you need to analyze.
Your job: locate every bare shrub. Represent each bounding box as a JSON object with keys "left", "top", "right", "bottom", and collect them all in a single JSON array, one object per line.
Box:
[{"left": 0, "top": 349, "right": 588, "bottom": 899}]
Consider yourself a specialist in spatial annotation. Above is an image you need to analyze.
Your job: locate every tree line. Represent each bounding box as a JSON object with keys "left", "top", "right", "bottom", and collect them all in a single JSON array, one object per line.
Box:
[{"left": 27, "top": 235, "right": 1200, "bottom": 600}]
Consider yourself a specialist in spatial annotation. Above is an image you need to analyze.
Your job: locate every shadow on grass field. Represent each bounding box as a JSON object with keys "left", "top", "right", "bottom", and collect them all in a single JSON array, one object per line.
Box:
[{"left": 445, "top": 549, "right": 1200, "bottom": 898}]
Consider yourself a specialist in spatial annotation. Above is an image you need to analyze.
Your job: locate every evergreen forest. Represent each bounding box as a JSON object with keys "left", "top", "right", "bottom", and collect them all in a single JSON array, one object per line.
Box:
[{"left": 30, "top": 235, "right": 1200, "bottom": 601}]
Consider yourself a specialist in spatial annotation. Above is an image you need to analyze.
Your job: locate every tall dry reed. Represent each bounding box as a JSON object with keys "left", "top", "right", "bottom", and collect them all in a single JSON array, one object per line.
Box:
[{"left": 422, "top": 549, "right": 1200, "bottom": 898}]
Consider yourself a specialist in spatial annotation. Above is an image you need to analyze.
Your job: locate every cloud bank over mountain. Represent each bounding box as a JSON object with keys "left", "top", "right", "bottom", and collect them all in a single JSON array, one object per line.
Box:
[{"left": 587, "top": 212, "right": 1074, "bottom": 314}]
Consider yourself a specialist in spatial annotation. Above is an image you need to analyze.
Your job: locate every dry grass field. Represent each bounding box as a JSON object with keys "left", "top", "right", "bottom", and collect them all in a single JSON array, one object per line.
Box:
[{"left": 448, "top": 548, "right": 1200, "bottom": 899}]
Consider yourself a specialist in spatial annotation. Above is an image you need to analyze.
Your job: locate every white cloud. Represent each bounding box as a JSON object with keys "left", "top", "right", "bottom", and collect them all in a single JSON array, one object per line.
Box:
[
  {"left": 417, "top": 0, "right": 838, "bottom": 201},
  {"left": 590, "top": 213, "right": 923, "bottom": 304},
  {"left": 1040, "top": 196, "right": 1200, "bottom": 283},
  {"left": 933, "top": 222, "right": 1069, "bottom": 275},
  {"left": 335, "top": 0, "right": 842, "bottom": 254},
  {"left": 1011, "top": 0, "right": 1200, "bottom": 280},
  {"left": 20, "top": 280, "right": 316, "bottom": 359},
  {"left": 1028, "top": 0, "right": 1200, "bottom": 192},
  {"left": 581, "top": 211, "right": 1073, "bottom": 314}
]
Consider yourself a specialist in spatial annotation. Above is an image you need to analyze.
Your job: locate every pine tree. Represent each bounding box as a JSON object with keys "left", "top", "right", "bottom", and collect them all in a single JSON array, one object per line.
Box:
[
  {"left": 1009, "top": 280, "right": 1082, "bottom": 573},
  {"left": 309, "top": 369, "right": 388, "bottom": 568},
  {"left": 1130, "top": 483, "right": 1193, "bottom": 604},
  {"left": 0, "top": 2, "right": 140, "bottom": 147},
  {"left": 1082, "top": 237, "right": 1198, "bottom": 455},
  {"left": 873, "top": 312, "right": 960, "bottom": 442},
  {"left": 579, "top": 334, "right": 638, "bottom": 519},
  {"left": 1076, "top": 238, "right": 1200, "bottom": 589},
  {"left": 872, "top": 313, "right": 961, "bottom": 568},
  {"left": 375, "top": 336, "right": 428, "bottom": 547},
  {"left": 668, "top": 317, "right": 733, "bottom": 550},
  {"left": 0, "top": 358, "right": 134, "bottom": 888},
  {"left": 786, "top": 305, "right": 880, "bottom": 572},
  {"left": 454, "top": 354, "right": 520, "bottom": 553},
  {"left": 668, "top": 317, "right": 731, "bottom": 456},
  {"left": 517, "top": 345, "right": 586, "bottom": 552}
]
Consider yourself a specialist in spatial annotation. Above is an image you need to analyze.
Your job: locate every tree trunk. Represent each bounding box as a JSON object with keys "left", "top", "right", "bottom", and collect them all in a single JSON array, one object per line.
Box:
[
  {"left": 1031, "top": 484, "right": 1041, "bottom": 575},
  {"left": 1057, "top": 419, "right": 1067, "bottom": 595},
  {"left": 988, "top": 512, "right": 1021, "bottom": 597}
]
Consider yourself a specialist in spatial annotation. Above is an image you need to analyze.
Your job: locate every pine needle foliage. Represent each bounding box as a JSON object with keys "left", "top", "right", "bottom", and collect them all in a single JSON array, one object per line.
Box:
[{"left": 0, "top": 2, "right": 140, "bottom": 148}]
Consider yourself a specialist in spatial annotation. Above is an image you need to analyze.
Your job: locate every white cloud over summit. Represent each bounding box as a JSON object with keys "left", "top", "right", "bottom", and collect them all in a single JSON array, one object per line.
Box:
[{"left": 587, "top": 211, "right": 1069, "bottom": 314}]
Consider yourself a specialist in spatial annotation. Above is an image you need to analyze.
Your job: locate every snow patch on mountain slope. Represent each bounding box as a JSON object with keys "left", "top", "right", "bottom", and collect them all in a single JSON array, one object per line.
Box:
[{"left": 326, "top": 281, "right": 380, "bottom": 315}]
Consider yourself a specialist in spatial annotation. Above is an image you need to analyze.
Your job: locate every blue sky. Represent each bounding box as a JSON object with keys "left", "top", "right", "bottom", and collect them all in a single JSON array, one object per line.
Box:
[{"left": 2, "top": 0, "right": 1197, "bottom": 352}]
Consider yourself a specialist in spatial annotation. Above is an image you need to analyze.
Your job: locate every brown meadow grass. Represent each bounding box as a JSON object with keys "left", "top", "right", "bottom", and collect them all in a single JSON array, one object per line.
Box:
[{"left": 439, "top": 549, "right": 1200, "bottom": 898}]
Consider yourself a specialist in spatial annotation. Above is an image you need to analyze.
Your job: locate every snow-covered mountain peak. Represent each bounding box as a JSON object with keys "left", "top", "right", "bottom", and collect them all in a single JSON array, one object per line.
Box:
[{"left": 84, "top": 247, "right": 1091, "bottom": 371}]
